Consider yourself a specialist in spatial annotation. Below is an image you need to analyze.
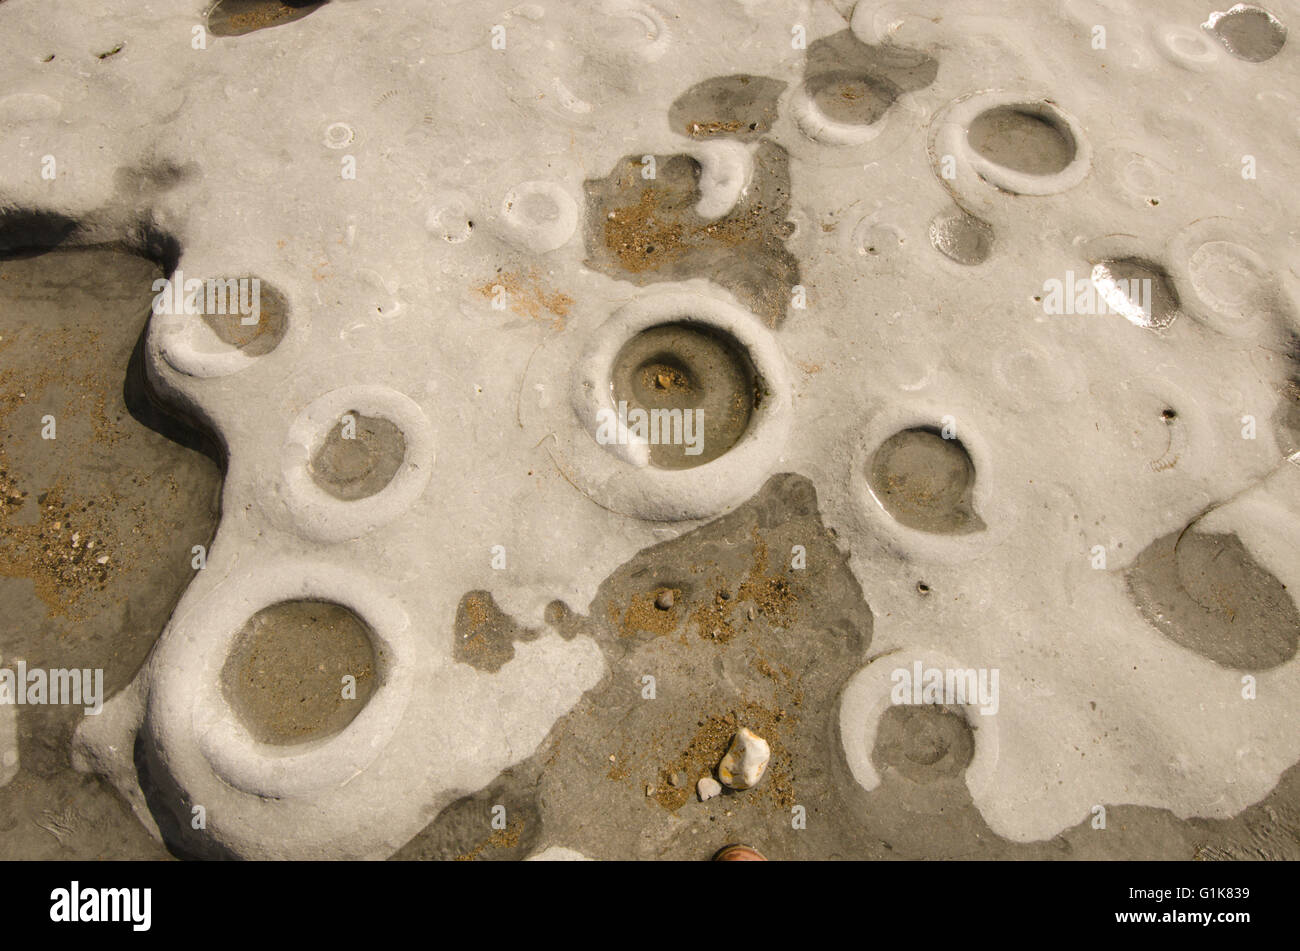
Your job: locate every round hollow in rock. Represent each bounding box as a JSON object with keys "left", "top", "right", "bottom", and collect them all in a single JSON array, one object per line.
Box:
[
  {"left": 872, "top": 704, "right": 974, "bottom": 784},
  {"left": 207, "top": 0, "right": 327, "bottom": 38},
  {"left": 308, "top": 411, "right": 407, "bottom": 500},
  {"left": 609, "top": 321, "right": 759, "bottom": 470},
  {"left": 1204, "top": 5, "right": 1287, "bottom": 62},
  {"left": 966, "top": 105, "right": 1076, "bottom": 176},
  {"left": 805, "top": 70, "right": 900, "bottom": 125},
  {"left": 928, "top": 208, "right": 993, "bottom": 265},
  {"left": 221, "top": 599, "right": 379, "bottom": 746},
  {"left": 1126, "top": 529, "right": 1299, "bottom": 670},
  {"left": 199, "top": 279, "right": 288, "bottom": 356},
  {"left": 868, "top": 427, "right": 985, "bottom": 534},
  {"left": 1090, "top": 257, "right": 1180, "bottom": 329}
]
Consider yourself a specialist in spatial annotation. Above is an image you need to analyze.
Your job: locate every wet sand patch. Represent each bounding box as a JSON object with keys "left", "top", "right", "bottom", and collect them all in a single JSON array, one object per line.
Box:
[
  {"left": 453, "top": 590, "right": 540, "bottom": 672},
  {"left": 669, "top": 74, "right": 786, "bottom": 140},
  {"left": 584, "top": 143, "right": 799, "bottom": 327},
  {"left": 0, "top": 246, "right": 220, "bottom": 859}
]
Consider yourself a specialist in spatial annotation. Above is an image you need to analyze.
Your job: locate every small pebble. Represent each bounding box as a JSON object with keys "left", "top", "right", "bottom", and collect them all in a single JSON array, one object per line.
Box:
[
  {"left": 718, "top": 727, "right": 771, "bottom": 790},
  {"left": 697, "top": 776, "right": 722, "bottom": 801},
  {"left": 655, "top": 589, "right": 674, "bottom": 610}
]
